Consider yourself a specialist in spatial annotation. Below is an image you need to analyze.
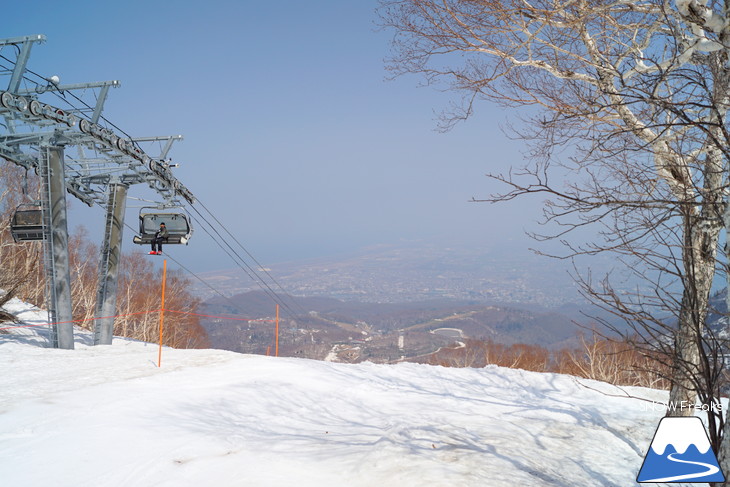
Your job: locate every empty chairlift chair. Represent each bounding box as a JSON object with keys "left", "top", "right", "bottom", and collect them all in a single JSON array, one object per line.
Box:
[
  {"left": 10, "top": 205, "right": 45, "bottom": 242},
  {"left": 132, "top": 209, "right": 193, "bottom": 246}
]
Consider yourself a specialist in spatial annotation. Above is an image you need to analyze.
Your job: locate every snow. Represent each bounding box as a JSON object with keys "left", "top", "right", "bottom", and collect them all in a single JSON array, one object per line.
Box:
[
  {"left": 0, "top": 298, "right": 711, "bottom": 486},
  {"left": 675, "top": 0, "right": 727, "bottom": 33},
  {"left": 676, "top": 0, "right": 694, "bottom": 16}
]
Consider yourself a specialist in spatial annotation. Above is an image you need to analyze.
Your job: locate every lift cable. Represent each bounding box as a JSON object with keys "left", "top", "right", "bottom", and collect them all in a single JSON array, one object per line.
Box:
[
  {"left": 184, "top": 203, "right": 303, "bottom": 320},
  {"left": 107, "top": 208, "right": 293, "bottom": 323},
  {"left": 189, "top": 198, "right": 308, "bottom": 317},
  {"left": 186, "top": 214, "right": 298, "bottom": 318},
  {"left": 186, "top": 202, "right": 306, "bottom": 319},
  {"left": 107, "top": 196, "right": 303, "bottom": 323},
  {"left": 152, "top": 248, "right": 267, "bottom": 321}
]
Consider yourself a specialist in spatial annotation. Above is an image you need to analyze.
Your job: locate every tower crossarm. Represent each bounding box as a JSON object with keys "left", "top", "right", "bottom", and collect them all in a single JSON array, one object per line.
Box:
[
  {"left": 15, "top": 80, "right": 121, "bottom": 124},
  {"left": 0, "top": 35, "right": 46, "bottom": 94},
  {"left": 0, "top": 89, "right": 195, "bottom": 205}
]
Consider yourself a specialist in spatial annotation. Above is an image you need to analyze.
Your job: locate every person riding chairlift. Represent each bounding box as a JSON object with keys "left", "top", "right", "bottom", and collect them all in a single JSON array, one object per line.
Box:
[{"left": 150, "top": 222, "right": 168, "bottom": 255}]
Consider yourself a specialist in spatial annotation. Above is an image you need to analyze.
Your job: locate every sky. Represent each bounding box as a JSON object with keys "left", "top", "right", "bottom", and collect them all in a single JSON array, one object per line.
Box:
[
  {"left": 0, "top": 302, "right": 674, "bottom": 486},
  {"left": 2, "top": 1, "right": 544, "bottom": 273}
]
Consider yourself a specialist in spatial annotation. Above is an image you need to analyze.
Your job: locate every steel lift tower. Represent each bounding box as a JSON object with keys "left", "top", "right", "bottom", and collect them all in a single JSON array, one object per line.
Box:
[{"left": 0, "top": 34, "right": 195, "bottom": 348}]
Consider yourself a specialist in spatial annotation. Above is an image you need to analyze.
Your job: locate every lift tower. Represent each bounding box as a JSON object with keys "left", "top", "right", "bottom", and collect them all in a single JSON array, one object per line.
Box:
[{"left": 0, "top": 34, "right": 195, "bottom": 347}]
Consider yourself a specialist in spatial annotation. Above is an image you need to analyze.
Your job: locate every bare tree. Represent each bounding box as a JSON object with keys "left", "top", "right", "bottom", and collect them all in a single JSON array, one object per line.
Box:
[
  {"left": 381, "top": 0, "right": 730, "bottom": 401},
  {"left": 380, "top": 0, "right": 730, "bottom": 480},
  {"left": 68, "top": 227, "right": 99, "bottom": 329},
  {"left": 115, "top": 252, "right": 208, "bottom": 348}
]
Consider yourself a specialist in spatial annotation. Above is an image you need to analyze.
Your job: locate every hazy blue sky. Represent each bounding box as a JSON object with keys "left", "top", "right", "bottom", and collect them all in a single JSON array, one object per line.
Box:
[{"left": 3, "top": 1, "right": 545, "bottom": 273}]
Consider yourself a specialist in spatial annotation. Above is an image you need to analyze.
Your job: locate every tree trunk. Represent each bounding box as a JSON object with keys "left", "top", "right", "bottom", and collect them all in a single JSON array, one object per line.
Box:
[
  {"left": 666, "top": 214, "right": 719, "bottom": 416},
  {"left": 715, "top": 414, "right": 730, "bottom": 486}
]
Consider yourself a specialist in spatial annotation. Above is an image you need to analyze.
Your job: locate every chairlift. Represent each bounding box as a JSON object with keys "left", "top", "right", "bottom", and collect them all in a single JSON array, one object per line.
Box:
[
  {"left": 132, "top": 207, "right": 192, "bottom": 246},
  {"left": 10, "top": 204, "right": 45, "bottom": 242}
]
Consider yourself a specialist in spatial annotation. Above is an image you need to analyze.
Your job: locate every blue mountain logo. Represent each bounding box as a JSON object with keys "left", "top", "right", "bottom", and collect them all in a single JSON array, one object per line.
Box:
[{"left": 637, "top": 416, "right": 725, "bottom": 483}]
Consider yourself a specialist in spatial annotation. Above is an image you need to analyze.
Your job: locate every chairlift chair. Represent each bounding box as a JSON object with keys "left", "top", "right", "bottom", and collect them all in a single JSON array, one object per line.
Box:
[
  {"left": 132, "top": 207, "right": 192, "bottom": 246},
  {"left": 10, "top": 204, "right": 45, "bottom": 242}
]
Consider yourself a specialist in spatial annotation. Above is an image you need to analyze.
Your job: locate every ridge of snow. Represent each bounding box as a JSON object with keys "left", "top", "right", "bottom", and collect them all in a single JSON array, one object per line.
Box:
[{"left": 0, "top": 300, "right": 679, "bottom": 486}]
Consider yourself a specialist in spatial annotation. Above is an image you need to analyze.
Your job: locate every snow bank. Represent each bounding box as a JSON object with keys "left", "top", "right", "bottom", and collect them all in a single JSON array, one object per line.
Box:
[{"left": 0, "top": 305, "right": 696, "bottom": 486}]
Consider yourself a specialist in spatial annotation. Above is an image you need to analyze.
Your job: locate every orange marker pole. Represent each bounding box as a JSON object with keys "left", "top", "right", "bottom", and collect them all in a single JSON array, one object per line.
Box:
[
  {"left": 275, "top": 304, "right": 280, "bottom": 357},
  {"left": 157, "top": 259, "right": 168, "bottom": 368}
]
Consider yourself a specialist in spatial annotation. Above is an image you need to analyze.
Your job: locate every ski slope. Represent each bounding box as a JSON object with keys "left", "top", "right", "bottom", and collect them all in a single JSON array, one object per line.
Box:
[{"left": 0, "top": 298, "right": 705, "bottom": 486}]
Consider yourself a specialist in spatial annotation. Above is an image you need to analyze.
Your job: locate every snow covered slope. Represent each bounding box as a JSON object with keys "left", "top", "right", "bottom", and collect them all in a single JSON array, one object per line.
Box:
[{"left": 0, "top": 299, "right": 700, "bottom": 486}]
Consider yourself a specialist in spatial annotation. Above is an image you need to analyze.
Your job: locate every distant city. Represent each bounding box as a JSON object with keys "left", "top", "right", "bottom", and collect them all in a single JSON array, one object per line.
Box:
[
  {"left": 195, "top": 241, "right": 610, "bottom": 307},
  {"left": 196, "top": 242, "right": 634, "bottom": 363}
]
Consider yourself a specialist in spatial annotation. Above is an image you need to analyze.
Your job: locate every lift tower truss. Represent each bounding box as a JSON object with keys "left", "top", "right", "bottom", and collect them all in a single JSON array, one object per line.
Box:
[{"left": 0, "top": 34, "right": 195, "bottom": 347}]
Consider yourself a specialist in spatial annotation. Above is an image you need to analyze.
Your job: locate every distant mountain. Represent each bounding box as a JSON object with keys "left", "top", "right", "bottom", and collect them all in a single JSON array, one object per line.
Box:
[{"left": 201, "top": 291, "right": 600, "bottom": 362}]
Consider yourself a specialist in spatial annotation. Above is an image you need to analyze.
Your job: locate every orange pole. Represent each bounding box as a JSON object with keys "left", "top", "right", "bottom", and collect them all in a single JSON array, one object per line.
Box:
[
  {"left": 157, "top": 260, "right": 168, "bottom": 368},
  {"left": 275, "top": 304, "right": 280, "bottom": 357}
]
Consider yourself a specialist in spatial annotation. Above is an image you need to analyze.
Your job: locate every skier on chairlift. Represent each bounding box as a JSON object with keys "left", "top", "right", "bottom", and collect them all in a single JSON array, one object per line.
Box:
[{"left": 150, "top": 222, "right": 168, "bottom": 255}]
